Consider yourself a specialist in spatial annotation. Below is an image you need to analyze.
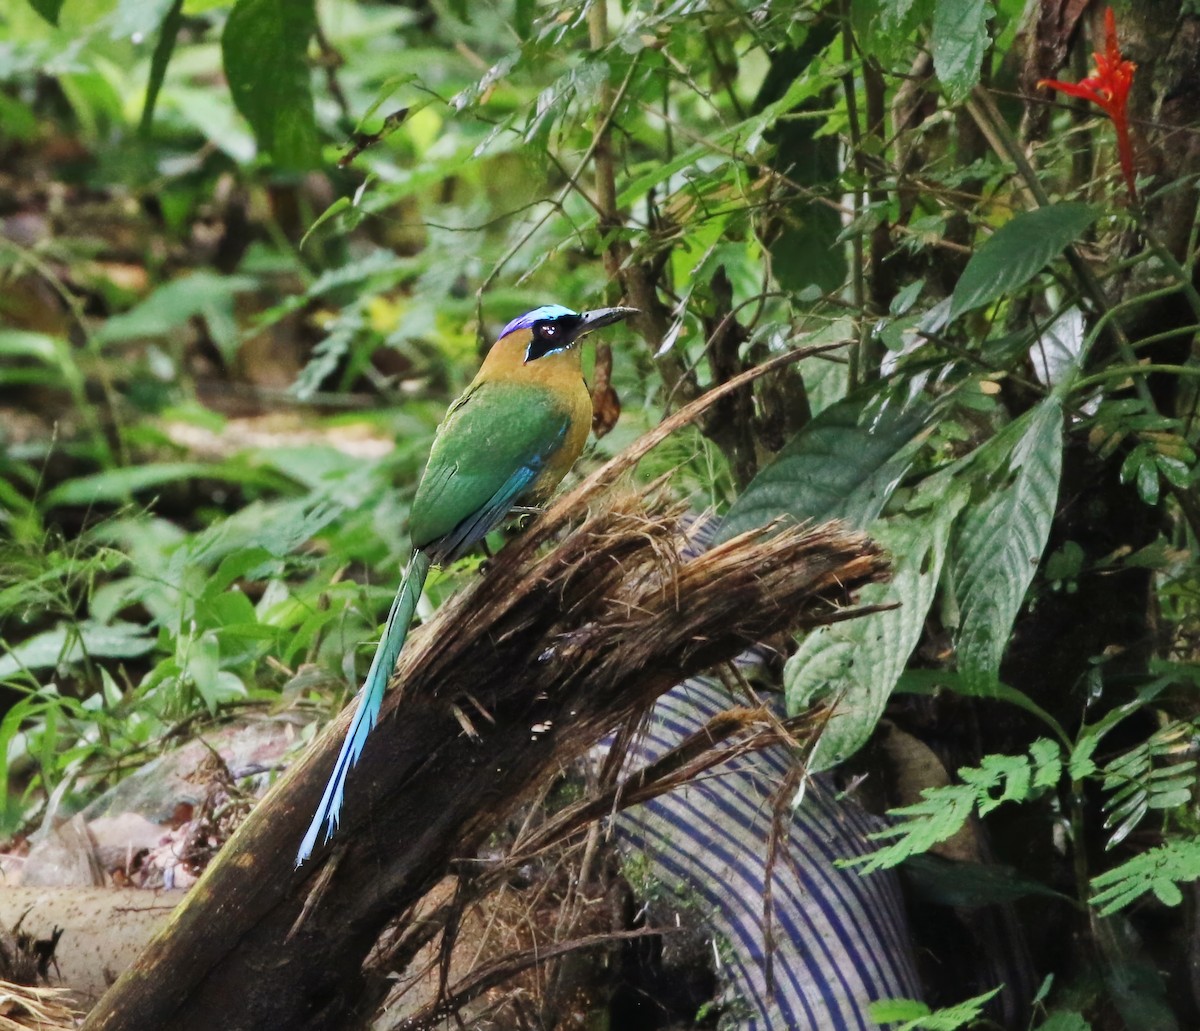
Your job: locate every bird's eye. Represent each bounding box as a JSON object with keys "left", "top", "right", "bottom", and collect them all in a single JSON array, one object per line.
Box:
[{"left": 543, "top": 324, "right": 557, "bottom": 337}]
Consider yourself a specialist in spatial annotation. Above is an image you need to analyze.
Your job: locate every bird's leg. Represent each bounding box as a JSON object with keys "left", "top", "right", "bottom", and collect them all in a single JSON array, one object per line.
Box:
[{"left": 509, "top": 506, "right": 543, "bottom": 515}]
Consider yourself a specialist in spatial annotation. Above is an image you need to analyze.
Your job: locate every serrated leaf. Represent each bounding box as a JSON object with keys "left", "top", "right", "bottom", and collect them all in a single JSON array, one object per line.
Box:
[
  {"left": 853, "top": 0, "right": 931, "bottom": 64},
  {"left": 1030, "top": 737, "right": 1064, "bottom": 789},
  {"left": 950, "top": 203, "right": 1100, "bottom": 320},
  {"left": 953, "top": 398, "right": 1063, "bottom": 692},
  {"left": 931, "top": 0, "right": 992, "bottom": 104},
  {"left": 849, "top": 782, "right": 978, "bottom": 873},
  {"left": 965, "top": 752, "right": 1030, "bottom": 814},
  {"left": 786, "top": 497, "right": 962, "bottom": 769},
  {"left": 222, "top": 0, "right": 320, "bottom": 169},
  {"left": 715, "top": 394, "right": 930, "bottom": 545}
]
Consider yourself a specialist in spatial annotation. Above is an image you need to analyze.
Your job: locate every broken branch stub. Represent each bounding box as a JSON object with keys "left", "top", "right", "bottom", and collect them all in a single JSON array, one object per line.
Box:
[{"left": 83, "top": 489, "right": 887, "bottom": 1031}]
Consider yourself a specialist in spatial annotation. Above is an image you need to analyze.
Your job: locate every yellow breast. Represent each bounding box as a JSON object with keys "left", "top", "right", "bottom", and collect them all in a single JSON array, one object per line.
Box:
[{"left": 471, "top": 327, "right": 592, "bottom": 500}]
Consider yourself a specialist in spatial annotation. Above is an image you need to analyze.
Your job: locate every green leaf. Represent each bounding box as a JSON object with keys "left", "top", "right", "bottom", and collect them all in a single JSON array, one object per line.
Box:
[
  {"left": 0, "top": 621, "right": 156, "bottom": 679},
  {"left": 221, "top": 0, "right": 321, "bottom": 170},
  {"left": 896, "top": 669, "right": 1068, "bottom": 743},
  {"left": 40, "top": 461, "right": 281, "bottom": 509},
  {"left": 1091, "top": 838, "right": 1200, "bottom": 915},
  {"left": 853, "top": 0, "right": 932, "bottom": 64},
  {"left": 869, "top": 987, "right": 1001, "bottom": 1030},
  {"left": 513, "top": 0, "right": 534, "bottom": 38},
  {"left": 850, "top": 740, "right": 1056, "bottom": 872},
  {"left": 953, "top": 398, "right": 1063, "bottom": 692},
  {"left": 96, "top": 272, "right": 256, "bottom": 351},
  {"left": 786, "top": 499, "right": 961, "bottom": 768},
  {"left": 715, "top": 394, "right": 930, "bottom": 545},
  {"left": 931, "top": 0, "right": 992, "bottom": 104},
  {"left": 139, "top": 0, "right": 185, "bottom": 135},
  {"left": 110, "top": 0, "right": 175, "bottom": 40},
  {"left": 903, "top": 854, "right": 1070, "bottom": 907},
  {"left": 27, "top": 0, "right": 64, "bottom": 26},
  {"left": 300, "top": 196, "right": 351, "bottom": 250},
  {"left": 950, "top": 203, "right": 1100, "bottom": 320},
  {"left": 1101, "top": 719, "right": 1199, "bottom": 848},
  {"left": 1035, "top": 1012, "right": 1092, "bottom": 1031},
  {"left": 868, "top": 999, "right": 931, "bottom": 1023}
]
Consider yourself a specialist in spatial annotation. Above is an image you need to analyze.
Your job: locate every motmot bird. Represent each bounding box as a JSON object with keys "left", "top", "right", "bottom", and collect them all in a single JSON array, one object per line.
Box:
[{"left": 297, "top": 303, "right": 637, "bottom": 864}]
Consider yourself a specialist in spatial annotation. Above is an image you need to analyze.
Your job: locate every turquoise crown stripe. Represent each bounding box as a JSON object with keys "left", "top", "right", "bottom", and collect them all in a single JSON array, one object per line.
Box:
[{"left": 499, "top": 304, "right": 577, "bottom": 339}]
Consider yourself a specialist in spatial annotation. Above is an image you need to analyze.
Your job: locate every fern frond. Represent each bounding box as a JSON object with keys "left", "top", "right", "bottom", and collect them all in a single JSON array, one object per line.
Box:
[{"left": 846, "top": 738, "right": 1063, "bottom": 873}]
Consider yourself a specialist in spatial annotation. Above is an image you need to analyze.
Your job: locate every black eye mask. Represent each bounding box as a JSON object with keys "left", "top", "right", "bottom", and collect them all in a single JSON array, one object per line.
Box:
[{"left": 525, "top": 314, "right": 585, "bottom": 362}]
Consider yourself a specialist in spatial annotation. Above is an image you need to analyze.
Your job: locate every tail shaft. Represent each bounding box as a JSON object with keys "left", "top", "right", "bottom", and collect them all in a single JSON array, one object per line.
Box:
[{"left": 296, "top": 550, "right": 432, "bottom": 864}]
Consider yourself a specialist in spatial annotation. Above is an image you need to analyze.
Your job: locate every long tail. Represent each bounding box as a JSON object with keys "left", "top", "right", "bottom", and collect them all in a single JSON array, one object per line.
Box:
[{"left": 296, "top": 550, "right": 432, "bottom": 865}]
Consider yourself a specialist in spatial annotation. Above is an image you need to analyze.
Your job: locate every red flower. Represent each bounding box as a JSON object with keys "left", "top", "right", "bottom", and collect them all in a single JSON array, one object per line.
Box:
[{"left": 1039, "top": 7, "right": 1138, "bottom": 201}]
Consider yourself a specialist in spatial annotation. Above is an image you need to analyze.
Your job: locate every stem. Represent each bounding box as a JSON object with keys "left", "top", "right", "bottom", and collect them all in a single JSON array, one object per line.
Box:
[
  {"left": 841, "top": 1, "right": 866, "bottom": 389},
  {"left": 587, "top": 0, "right": 691, "bottom": 403},
  {"left": 588, "top": 0, "right": 620, "bottom": 274},
  {"left": 1132, "top": 207, "right": 1200, "bottom": 324},
  {"left": 1072, "top": 361, "right": 1200, "bottom": 393}
]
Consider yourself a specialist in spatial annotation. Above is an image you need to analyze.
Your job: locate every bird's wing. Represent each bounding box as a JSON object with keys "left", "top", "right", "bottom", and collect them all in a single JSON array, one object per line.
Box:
[{"left": 409, "top": 380, "right": 572, "bottom": 560}]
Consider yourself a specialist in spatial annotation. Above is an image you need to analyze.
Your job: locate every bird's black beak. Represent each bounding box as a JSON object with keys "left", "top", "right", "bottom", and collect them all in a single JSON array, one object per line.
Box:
[{"left": 577, "top": 306, "right": 638, "bottom": 334}]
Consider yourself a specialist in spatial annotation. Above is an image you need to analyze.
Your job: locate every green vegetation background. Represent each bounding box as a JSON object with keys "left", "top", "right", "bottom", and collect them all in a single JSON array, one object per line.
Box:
[{"left": 3, "top": 0, "right": 1200, "bottom": 1026}]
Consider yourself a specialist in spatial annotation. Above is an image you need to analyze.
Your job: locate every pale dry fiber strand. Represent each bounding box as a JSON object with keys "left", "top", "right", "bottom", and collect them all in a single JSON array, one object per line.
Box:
[{"left": 0, "top": 980, "right": 78, "bottom": 1031}]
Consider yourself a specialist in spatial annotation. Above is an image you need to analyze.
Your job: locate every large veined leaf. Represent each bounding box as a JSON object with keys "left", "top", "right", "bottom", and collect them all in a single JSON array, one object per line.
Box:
[
  {"left": 713, "top": 394, "right": 930, "bottom": 545},
  {"left": 932, "top": 0, "right": 992, "bottom": 103},
  {"left": 950, "top": 203, "right": 1099, "bottom": 320},
  {"left": 785, "top": 496, "right": 963, "bottom": 769},
  {"left": 221, "top": 0, "right": 320, "bottom": 169},
  {"left": 952, "top": 397, "right": 1064, "bottom": 692}
]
